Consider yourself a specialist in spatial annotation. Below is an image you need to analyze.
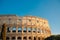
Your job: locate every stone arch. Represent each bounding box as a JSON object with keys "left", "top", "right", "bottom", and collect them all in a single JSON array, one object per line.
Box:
[
  {"left": 17, "top": 37, "right": 21, "bottom": 40},
  {"left": 6, "top": 37, "right": 9, "bottom": 40},
  {"left": 34, "top": 37, "right": 36, "bottom": 40},
  {"left": 29, "top": 36, "right": 31, "bottom": 40},
  {"left": 12, "top": 37, "right": 15, "bottom": 40},
  {"left": 38, "top": 37, "right": 40, "bottom": 40},
  {"left": 23, "top": 36, "right": 27, "bottom": 40}
]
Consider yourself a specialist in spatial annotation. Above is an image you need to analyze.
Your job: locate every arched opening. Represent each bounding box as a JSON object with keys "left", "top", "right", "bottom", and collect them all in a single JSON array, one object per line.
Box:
[
  {"left": 38, "top": 37, "right": 40, "bottom": 40},
  {"left": 18, "top": 27, "right": 22, "bottom": 32},
  {"left": 32, "top": 28, "right": 36, "bottom": 33},
  {"left": 23, "top": 37, "right": 27, "bottom": 40},
  {"left": 34, "top": 37, "right": 36, "bottom": 40},
  {"left": 12, "top": 27, "right": 16, "bottom": 32},
  {"left": 7, "top": 27, "right": 10, "bottom": 32},
  {"left": 12, "top": 37, "right": 15, "bottom": 40},
  {"left": 27, "top": 27, "right": 31, "bottom": 32},
  {"left": 6, "top": 37, "right": 9, "bottom": 40},
  {"left": 29, "top": 37, "right": 31, "bottom": 40},
  {"left": 42, "top": 38, "right": 44, "bottom": 40},
  {"left": 17, "top": 37, "right": 21, "bottom": 40},
  {"left": 23, "top": 27, "right": 27, "bottom": 32},
  {"left": 37, "top": 28, "right": 40, "bottom": 33}
]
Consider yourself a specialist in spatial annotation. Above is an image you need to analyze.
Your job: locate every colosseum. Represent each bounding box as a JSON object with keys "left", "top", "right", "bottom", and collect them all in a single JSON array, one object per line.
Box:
[{"left": 0, "top": 15, "right": 51, "bottom": 40}]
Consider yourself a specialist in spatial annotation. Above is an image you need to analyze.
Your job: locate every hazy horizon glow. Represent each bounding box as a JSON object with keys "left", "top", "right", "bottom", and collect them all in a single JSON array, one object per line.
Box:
[{"left": 0, "top": 0, "right": 60, "bottom": 34}]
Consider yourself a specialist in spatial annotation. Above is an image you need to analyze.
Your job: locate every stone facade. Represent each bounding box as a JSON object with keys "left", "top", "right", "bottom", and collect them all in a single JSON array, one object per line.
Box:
[{"left": 0, "top": 15, "right": 51, "bottom": 40}]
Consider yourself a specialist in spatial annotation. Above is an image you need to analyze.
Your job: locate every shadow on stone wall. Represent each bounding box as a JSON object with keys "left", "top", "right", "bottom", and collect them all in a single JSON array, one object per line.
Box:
[{"left": 45, "top": 35, "right": 60, "bottom": 40}]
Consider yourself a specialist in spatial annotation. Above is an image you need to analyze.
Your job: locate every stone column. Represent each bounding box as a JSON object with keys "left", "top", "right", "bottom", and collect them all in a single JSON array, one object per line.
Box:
[
  {"left": 16, "top": 36, "right": 17, "bottom": 40},
  {"left": 10, "top": 37, "right": 11, "bottom": 40},
  {"left": 2, "top": 23, "right": 6, "bottom": 40},
  {"left": 22, "top": 36, "right": 23, "bottom": 40}
]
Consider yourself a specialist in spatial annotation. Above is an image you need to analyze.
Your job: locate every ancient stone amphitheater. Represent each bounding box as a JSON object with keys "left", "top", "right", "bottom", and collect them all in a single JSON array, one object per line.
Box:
[{"left": 0, "top": 15, "right": 51, "bottom": 40}]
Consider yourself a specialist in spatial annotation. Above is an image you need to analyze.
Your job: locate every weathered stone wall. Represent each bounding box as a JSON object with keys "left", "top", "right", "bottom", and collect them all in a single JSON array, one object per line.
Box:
[{"left": 0, "top": 15, "right": 51, "bottom": 40}]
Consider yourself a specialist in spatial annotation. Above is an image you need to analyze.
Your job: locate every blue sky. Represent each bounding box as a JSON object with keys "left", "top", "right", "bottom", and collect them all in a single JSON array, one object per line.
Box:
[{"left": 0, "top": 0, "right": 60, "bottom": 34}]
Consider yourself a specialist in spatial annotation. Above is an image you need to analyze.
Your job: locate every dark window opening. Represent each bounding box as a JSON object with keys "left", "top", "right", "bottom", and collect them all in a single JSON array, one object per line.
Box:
[
  {"left": 18, "top": 27, "right": 22, "bottom": 32},
  {"left": 7, "top": 27, "right": 10, "bottom": 32},
  {"left": 34, "top": 37, "right": 36, "bottom": 40},
  {"left": 33, "top": 28, "right": 36, "bottom": 33},
  {"left": 23, "top": 27, "right": 27, "bottom": 32},
  {"left": 12, "top": 27, "right": 16, "bottom": 32},
  {"left": 18, "top": 37, "right": 21, "bottom": 39},
  {"left": 12, "top": 30, "right": 16, "bottom": 32},
  {"left": 18, "top": 30, "right": 22, "bottom": 32},
  {"left": 23, "top": 30, "right": 26, "bottom": 32},
  {"left": 12, "top": 37, "right": 15, "bottom": 39},
  {"left": 6, "top": 37, "right": 9, "bottom": 40},
  {"left": 38, "top": 28, "right": 40, "bottom": 33},
  {"left": 33, "top": 31, "right": 35, "bottom": 32},
  {"left": 24, "top": 37, "right": 27, "bottom": 40},
  {"left": 29, "top": 37, "right": 31, "bottom": 40},
  {"left": 28, "top": 27, "right": 31, "bottom": 32},
  {"left": 28, "top": 31, "right": 31, "bottom": 32},
  {"left": 38, "top": 37, "right": 40, "bottom": 40},
  {"left": 29, "top": 19, "right": 31, "bottom": 22}
]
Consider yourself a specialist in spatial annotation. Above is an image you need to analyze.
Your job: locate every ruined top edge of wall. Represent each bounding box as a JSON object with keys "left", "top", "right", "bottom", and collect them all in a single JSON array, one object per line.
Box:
[{"left": 0, "top": 15, "right": 16, "bottom": 17}]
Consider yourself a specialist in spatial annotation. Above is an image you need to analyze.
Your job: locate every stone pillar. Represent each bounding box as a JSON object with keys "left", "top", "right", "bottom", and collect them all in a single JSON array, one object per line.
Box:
[
  {"left": 10, "top": 37, "right": 11, "bottom": 40},
  {"left": 22, "top": 36, "right": 23, "bottom": 40},
  {"left": 36, "top": 36, "right": 38, "bottom": 40},
  {"left": 16, "top": 26, "right": 18, "bottom": 34},
  {"left": 2, "top": 23, "right": 6, "bottom": 40},
  {"left": 11, "top": 26, "right": 12, "bottom": 33},
  {"left": 32, "top": 36, "right": 34, "bottom": 40},
  {"left": 16, "top": 36, "right": 17, "bottom": 40},
  {"left": 27, "top": 36, "right": 28, "bottom": 40},
  {"left": 40, "top": 37, "right": 42, "bottom": 40}
]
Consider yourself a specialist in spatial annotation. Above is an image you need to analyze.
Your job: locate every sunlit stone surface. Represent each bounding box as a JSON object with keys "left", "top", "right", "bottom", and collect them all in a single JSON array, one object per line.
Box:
[{"left": 0, "top": 15, "right": 51, "bottom": 40}]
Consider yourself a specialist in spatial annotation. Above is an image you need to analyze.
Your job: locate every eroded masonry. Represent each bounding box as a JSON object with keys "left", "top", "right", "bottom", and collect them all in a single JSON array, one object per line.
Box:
[{"left": 0, "top": 15, "right": 51, "bottom": 40}]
